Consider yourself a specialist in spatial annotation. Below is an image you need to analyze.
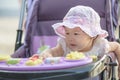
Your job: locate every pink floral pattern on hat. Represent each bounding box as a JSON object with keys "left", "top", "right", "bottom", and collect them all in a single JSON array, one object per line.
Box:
[{"left": 63, "top": 16, "right": 85, "bottom": 25}]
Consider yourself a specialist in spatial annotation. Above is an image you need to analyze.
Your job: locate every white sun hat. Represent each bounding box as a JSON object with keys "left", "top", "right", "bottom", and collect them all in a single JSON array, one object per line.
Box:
[{"left": 52, "top": 5, "right": 108, "bottom": 38}]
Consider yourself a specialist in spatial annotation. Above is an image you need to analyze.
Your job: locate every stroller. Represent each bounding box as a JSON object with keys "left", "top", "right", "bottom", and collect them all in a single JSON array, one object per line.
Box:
[{"left": 0, "top": 0, "right": 119, "bottom": 80}]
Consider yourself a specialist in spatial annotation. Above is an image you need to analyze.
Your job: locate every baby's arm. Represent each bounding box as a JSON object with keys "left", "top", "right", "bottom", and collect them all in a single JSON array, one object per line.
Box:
[
  {"left": 37, "top": 43, "right": 64, "bottom": 58},
  {"left": 108, "top": 42, "right": 120, "bottom": 64},
  {"left": 108, "top": 41, "right": 120, "bottom": 78}
]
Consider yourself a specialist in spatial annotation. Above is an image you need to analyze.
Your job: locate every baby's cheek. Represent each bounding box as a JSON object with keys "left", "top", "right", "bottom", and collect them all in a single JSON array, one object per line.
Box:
[{"left": 65, "top": 38, "right": 70, "bottom": 43}]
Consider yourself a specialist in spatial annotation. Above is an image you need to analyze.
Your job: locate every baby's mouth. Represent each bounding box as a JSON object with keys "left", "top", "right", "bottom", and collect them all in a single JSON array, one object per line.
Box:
[
  {"left": 70, "top": 44, "right": 76, "bottom": 47},
  {"left": 69, "top": 44, "right": 78, "bottom": 50}
]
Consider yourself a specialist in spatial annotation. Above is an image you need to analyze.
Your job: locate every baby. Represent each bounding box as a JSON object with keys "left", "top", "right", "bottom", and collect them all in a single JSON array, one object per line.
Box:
[{"left": 33, "top": 5, "right": 120, "bottom": 78}]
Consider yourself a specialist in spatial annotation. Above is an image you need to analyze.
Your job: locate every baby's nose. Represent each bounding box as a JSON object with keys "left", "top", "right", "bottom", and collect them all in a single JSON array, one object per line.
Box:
[{"left": 69, "top": 37, "right": 75, "bottom": 42}]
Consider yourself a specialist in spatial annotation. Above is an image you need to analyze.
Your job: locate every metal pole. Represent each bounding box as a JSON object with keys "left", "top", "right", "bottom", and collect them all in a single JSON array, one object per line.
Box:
[{"left": 14, "top": 0, "right": 26, "bottom": 51}]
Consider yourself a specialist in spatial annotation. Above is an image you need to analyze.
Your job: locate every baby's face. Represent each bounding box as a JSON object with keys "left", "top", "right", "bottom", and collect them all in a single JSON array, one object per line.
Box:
[{"left": 64, "top": 27, "right": 94, "bottom": 52}]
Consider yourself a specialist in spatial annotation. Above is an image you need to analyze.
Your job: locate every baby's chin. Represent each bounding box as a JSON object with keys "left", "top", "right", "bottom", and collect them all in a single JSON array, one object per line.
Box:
[
  {"left": 68, "top": 44, "right": 84, "bottom": 51},
  {"left": 69, "top": 47, "right": 79, "bottom": 51},
  {"left": 69, "top": 46, "right": 84, "bottom": 52}
]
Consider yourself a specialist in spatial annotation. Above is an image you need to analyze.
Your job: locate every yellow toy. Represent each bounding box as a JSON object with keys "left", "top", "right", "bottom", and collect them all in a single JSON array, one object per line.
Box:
[
  {"left": 0, "top": 54, "right": 10, "bottom": 62},
  {"left": 65, "top": 51, "right": 86, "bottom": 60}
]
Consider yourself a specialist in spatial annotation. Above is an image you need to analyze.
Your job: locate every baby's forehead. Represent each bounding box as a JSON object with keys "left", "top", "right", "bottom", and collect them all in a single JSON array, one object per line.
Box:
[{"left": 64, "top": 26, "right": 82, "bottom": 31}]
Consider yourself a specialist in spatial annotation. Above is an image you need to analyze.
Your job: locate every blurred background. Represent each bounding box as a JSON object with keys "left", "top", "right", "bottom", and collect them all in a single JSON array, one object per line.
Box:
[{"left": 0, "top": 0, "right": 20, "bottom": 55}]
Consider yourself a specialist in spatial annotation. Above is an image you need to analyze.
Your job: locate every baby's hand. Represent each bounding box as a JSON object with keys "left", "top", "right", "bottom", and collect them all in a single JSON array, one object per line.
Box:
[
  {"left": 39, "top": 52, "right": 53, "bottom": 59},
  {"left": 39, "top": 49, "right": 53, "bottom": 59},
  {"left": 31, "top": 52, "right": 53, "bottom": 60}
]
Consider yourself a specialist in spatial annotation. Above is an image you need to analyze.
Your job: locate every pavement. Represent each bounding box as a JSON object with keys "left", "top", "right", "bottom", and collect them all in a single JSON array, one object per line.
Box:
[
  {"left": 0, "top": 0, "right": 20, "bottom": 55},
  {"left": 0, "top": 17, "right": 19, "bottom": 55}
]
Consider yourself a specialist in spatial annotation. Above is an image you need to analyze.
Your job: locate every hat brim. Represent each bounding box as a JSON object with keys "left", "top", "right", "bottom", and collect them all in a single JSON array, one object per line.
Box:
[
  {"left": 52, "top": 22, "right": 81, "bottom": 38},
  {"left": 52, "top": 22, "right": 108, "bottom": 38}
]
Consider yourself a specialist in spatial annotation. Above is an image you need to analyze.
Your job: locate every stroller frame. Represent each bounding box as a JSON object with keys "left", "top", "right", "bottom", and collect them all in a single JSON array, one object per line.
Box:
[{"left": 0, "top": 54, "right": 117, "bottom": 80}]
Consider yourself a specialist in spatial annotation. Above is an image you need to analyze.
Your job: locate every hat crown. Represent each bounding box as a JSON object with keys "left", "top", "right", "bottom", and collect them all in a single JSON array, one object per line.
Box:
[{"left": 63, "top": 5, "right": 100, "bottom": 26}]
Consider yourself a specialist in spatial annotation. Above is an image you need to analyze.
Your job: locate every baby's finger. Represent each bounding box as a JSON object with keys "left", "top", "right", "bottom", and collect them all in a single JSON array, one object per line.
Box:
[
  {"left": 39, "top": 53, "right": 47, "bottom": 59},
  {"left": 40, "top": 53, "right": 52, "bottom": 59},
  {"left": 46, "top": 54, "right": 53, "bottom": 58}
]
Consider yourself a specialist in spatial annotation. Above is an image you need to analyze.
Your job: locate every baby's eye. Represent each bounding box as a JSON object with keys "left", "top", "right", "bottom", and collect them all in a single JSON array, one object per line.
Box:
[
  {"left": 66, "top": 32, "right": 69, "bottom": 35},
  {"left": 74, "top": 32, "right": 79, "bottom": 35}
]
